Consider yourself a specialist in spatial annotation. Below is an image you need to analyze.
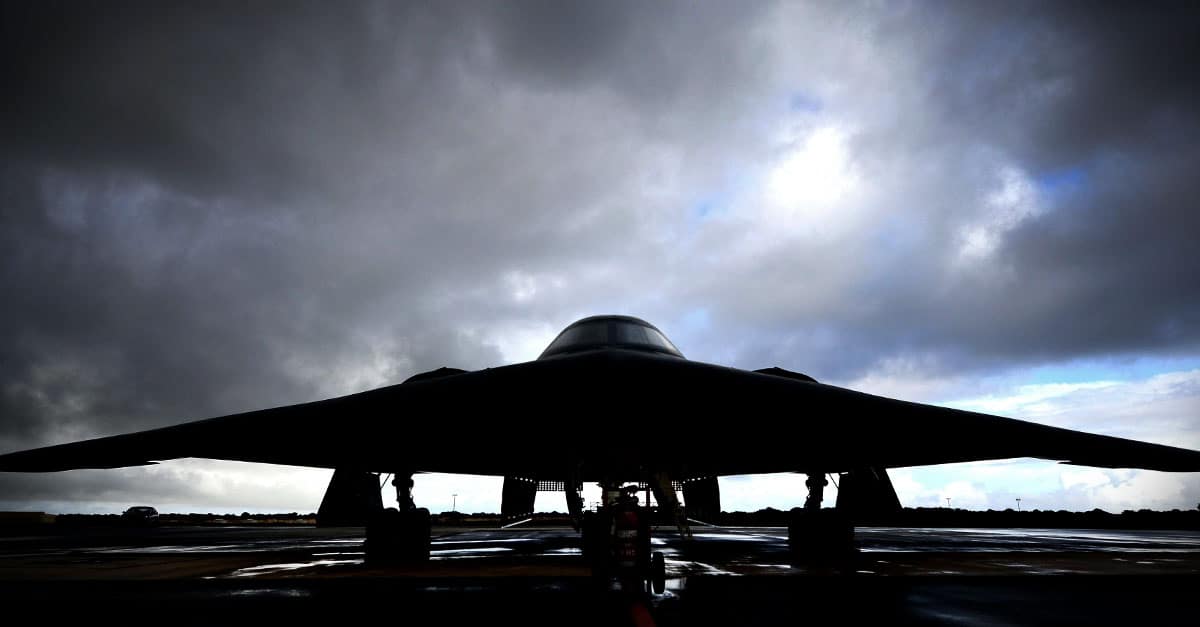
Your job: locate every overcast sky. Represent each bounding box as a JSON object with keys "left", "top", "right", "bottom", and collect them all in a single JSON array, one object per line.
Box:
[{"left": 2, "top": 1, "right": 1198, "bottom": 515}]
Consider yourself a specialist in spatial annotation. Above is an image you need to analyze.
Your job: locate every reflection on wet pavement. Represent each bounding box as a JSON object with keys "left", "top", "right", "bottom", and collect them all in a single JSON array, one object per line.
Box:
[
  {"left": 858, "top": 527, "right": 1200, "bottom": 553},
  {"left": 178, "top": 525, "right": 1200, "bottom": 580},
  {"left": 2, "top": 525, "right": 1197, "bottom": 582},
  {"left": 2, "top": 526, "right": 1198, "bottom": 626},
  {"left": 230, "top": 559, "right": 361, "bottom": 577}
]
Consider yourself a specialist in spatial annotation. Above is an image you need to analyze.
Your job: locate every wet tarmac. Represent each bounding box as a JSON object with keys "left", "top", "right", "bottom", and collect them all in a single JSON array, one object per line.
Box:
[{"left": 1, "top": 525, "right": 1197, "bottom": 625}]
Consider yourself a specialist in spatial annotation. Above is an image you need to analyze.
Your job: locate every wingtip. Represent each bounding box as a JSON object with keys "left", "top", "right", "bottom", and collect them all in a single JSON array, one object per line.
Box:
[{"left": 0, "top": 450, "right": 160, "bottom": 472}]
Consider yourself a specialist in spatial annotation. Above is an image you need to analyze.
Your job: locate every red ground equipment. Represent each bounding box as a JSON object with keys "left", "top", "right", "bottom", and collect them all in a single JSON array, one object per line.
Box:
[{"left": 588, "top": 487, "right": 666, "bottom": 594}]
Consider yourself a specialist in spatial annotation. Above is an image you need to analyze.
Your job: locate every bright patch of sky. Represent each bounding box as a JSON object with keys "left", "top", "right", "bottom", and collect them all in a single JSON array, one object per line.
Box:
[
  {"left": 487, "top": 318, "right": 561, "bottom": 364},
  {"left": 1017, "top": 356, "right": 1200, "bottom": 386},
  {"left": 957, "top": 165, "right": 1043, "bottom": 262},
  {"left": 941, "top": 380, "right": 1123, "bottom": 416},
  {"left": 899, "top": 368, "right": 1200, "bottom": 512},
  {"left": 763, "top": 124, "right": 861, "bottom": 232}
]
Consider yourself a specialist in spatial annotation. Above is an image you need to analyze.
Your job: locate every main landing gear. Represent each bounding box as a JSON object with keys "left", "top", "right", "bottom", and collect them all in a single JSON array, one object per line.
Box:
[
  {"left": 787, "top": 473, "right": 855, "bottom": 561},
  {"left": 365, "top": 473, "right": 431, "bottom": 565}
]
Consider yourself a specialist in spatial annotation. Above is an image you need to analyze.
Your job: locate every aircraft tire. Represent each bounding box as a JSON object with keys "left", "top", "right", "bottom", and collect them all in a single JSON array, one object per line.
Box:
[
  {"left": 787, "top": 507, "right": 856, "bottom": 562},
  {"left": 401, "top": 507, "right": 432, "bottom": 562},
  {"left": 650, "top": 551, "right": 665, "bottom": 594},
  {"left": 581, "top": 510, "right": 603, "bottom": 562},
  {"left": 366, "top": 507, "right": 431, "bottom": 565},
  {"left": 365, "top": 507, "right": 402, "bottom": 565}
]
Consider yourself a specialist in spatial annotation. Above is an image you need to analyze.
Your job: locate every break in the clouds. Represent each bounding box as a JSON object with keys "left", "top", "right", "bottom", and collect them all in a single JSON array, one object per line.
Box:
[{"left": 1, "top": 1, "right": 1198, "bottom": 512}]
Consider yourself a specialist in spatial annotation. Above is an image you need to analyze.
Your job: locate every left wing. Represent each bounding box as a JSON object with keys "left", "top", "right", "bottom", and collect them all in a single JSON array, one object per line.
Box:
[{"left": 0, "top": 363, "right": 535, "bottom": 474}]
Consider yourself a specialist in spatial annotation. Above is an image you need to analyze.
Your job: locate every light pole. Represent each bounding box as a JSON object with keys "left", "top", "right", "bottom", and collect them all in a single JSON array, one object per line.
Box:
[
  {"left": 945, "top": 497, "right": 951, "bottom": 509},
  {"left": 452, "top": 494, "right": 457, "bottom": 513},
  {"left": 1016, "top": 498, "right": 1021, "bottom": 512}
]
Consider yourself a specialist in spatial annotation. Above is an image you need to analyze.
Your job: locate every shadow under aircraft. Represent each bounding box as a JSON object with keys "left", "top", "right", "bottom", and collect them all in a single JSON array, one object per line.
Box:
[{"left": 2, "top": 315, "right": 1199, "bottom": 562}]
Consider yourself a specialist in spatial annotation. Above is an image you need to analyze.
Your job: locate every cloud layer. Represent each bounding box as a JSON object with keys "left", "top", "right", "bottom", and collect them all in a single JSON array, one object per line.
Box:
[{"left": 2, "top": 2, "right": 1198, "bottom": 511}]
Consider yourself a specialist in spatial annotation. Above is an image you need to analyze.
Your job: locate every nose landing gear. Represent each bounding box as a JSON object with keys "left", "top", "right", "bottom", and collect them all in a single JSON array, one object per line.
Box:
[{"left": 585, "top": 483, "right": 667, "bottom": 595}]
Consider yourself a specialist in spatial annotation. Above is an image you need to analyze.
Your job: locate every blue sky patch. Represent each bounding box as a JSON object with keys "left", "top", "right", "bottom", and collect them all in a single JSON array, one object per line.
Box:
[
  {"left": 788, "top": 91, "right": 823, "bottom": 113},
  {"left": 1036, "top": 166, "right": 1088, "bottom": 192}
]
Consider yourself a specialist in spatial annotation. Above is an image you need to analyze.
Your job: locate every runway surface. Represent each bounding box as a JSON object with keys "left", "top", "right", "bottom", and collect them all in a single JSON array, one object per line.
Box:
[{"left": 1, "top": 525, "right": 1198, "bottom": 625}]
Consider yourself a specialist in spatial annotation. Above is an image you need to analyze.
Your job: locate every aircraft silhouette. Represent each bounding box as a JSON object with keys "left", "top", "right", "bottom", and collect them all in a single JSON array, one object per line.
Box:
[{"left": 2, "top": 315, "right": 1198, "bottom": 561}]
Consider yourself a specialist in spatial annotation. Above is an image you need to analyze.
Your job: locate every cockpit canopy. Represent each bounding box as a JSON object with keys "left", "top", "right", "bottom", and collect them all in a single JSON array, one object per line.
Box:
[{"left": 539, "top": 315, "right": 684, "bottom": 360}]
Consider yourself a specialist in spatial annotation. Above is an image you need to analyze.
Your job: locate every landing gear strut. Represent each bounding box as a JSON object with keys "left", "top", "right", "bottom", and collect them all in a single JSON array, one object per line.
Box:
[
  {"left": 365, "top": 472, "right": 431, "bottom": 565},
  {"left": 788, "top": 472, "right": 855, "bottom": 560}
]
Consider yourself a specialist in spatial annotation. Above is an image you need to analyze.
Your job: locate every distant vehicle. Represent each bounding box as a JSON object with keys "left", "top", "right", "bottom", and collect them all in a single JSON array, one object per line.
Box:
[{"left": 121, "top": 506, "right": 159, "bottom": 525}]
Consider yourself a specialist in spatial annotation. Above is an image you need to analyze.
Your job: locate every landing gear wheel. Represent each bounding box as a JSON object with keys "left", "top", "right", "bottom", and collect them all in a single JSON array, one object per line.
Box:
[
  {"left": 366, "top": 507, "right": 431, "bottom": 565},
  {"left": 650, "top": 551, "right": 666, "bottom": 594},
  {"left": 787, "top": 508, "right": 855, "bottom": 562},
  {"left": 401, "top": 507, "right": 432, "bottom": 562},
  {"left": 581, "top": 510, "right": 606, "bottom": 565}
]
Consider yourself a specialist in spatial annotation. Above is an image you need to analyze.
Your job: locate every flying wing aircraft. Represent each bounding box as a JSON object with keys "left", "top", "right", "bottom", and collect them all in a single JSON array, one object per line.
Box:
[{"left": 2, "top": 314, "right": 1199, "bottom": 561}]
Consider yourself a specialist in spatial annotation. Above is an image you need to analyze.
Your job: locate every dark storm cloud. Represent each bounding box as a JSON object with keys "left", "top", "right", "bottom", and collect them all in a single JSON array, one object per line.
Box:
[
  {"left": 0, "top": 0, "right": 770, "bottom": 453},
  {"left": 4, "top": 1, "right": 472, "bottom": 202},
  {"left": 899, "top": 1, "right": 1200, "bottom": 371},
  {"left": 908, "top": 1, "right": 1200, "bottom": 171},
  {"left": 1, "top": 1, "right": 477, "bottom": 452},
  {"left": 922, "top": 2, "right": 1200, "bottom": 365}
]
